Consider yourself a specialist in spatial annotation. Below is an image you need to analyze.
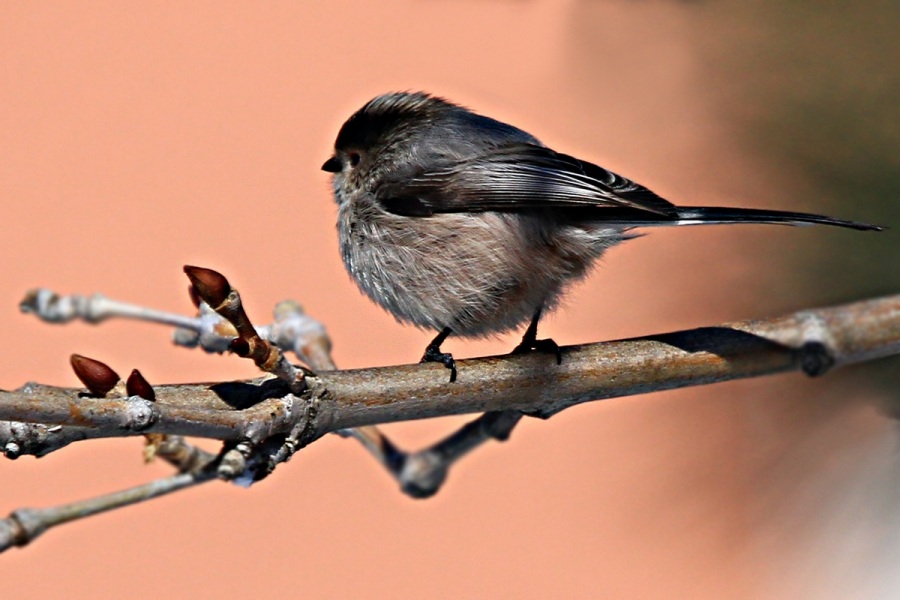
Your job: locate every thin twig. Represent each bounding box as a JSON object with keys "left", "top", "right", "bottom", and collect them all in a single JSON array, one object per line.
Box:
[
  {"left": 0, "top": 469, "right": 217, "bottom": 551},
  {"left": 183, "top": 266, "right": 307, "bottom": 394},
  {"left": 20, "top": 289, "right": 199, "bottom": 330}
]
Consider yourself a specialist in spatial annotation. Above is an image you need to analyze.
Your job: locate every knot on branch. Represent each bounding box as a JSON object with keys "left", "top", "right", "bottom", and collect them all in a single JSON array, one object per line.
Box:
[
  {"left": 0, "top": 510, "right": 44, "bottom": 551},
  {"left": 121, "top": 398, "right": 159, "bottom": 432},
  {"left": 397, "top": 451, "right": 448, "bottom": 499},
  {"left": 799, "top": 341, "right": 836, "bottom": 377},
  {"left": 4, "top": 442, "right": 21, "bottom": 460}
]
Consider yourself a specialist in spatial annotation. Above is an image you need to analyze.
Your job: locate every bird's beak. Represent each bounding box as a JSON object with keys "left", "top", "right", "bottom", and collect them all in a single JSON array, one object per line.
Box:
[{"left": 321, "top": 156, "right": 341, "bottom": 173}]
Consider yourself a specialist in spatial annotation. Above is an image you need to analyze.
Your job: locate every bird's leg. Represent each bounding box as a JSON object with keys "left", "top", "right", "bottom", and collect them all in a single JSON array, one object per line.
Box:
[
  {"left": 512, "top": 307, "right": 562, "bottom": 364},
  {"left": 420, "top": 327, "right": 457, "bottom": 382}
]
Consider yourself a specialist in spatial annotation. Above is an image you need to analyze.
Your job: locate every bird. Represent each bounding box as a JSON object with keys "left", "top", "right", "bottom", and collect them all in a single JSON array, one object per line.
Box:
[{"left": 321, "top": 91, "right": 881, "bottom": 382}]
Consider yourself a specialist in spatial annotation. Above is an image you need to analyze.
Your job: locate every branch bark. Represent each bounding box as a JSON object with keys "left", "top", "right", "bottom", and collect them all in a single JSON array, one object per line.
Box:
[
  {"left": 1, "top": 292, "right": 897, "bottom": 550},
  {"left": 3, "top": 293, "right": 898, "bottom": 457}
]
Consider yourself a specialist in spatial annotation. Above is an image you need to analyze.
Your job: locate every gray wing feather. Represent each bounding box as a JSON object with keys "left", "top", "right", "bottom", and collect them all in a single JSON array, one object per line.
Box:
[{"left": 376, "top": 143, "right": 678, "bottom": 218}]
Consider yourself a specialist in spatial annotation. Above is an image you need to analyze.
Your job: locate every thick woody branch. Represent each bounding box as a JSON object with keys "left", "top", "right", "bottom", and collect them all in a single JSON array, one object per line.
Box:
[
  {"left": 2, "top": 294, "right": 897, "bottom": 452},
  {"left": 0, "top": 293, "right": 896, "bottom": 547},
  {"left": 0, "top": 422, "right": 106, "bottom": 458},
  {"left": 0, "top": 379, "right": 304, "bottom": 447},
  {"left": 312, "top": 293, "right": 900, "bottom": 427}
]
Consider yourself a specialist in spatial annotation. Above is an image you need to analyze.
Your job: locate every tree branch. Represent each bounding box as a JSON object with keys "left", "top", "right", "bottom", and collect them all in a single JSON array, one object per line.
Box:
[
  {"left": 0, "top": 470, "right": 217, "bottom": 552},
  {"left": 2, "top": 290, "right": 897, "bottom": 550},
  {"left": 3, "top": 294, "right": 897, "bottom": 448},
  {"left": 16, "top": 280, "right": 531, "bottom": 497}
]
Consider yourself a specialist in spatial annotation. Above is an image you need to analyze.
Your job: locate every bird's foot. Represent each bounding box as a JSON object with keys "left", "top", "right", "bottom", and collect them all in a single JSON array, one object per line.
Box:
[
  {"left": 421, "top": 345, "right": 457, "bottom": 383},
  {"left": 511, "top": 337, "right": 562, "bottom": 365}
]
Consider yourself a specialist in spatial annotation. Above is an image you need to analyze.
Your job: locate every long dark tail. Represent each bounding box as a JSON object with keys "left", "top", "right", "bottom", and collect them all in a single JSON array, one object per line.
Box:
[{"left": 670, "top": 207, "right": 882, "bottom": 231}]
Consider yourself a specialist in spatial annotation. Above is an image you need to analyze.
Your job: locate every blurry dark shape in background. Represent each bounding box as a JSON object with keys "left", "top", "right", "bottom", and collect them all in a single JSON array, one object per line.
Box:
[
  {"left": 699, "top": 1, "right": 899, "bottom": 392},
  {"left": 569, "top": 0, "right": 898, "bottom": 393}
]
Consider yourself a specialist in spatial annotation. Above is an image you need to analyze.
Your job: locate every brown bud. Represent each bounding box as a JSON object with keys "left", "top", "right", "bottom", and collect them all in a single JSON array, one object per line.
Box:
[
  {"left": 183, "top": 265, "right": 230, "bottom": 308},
  {"left": 229, "top": 337, "right": 250, "bottom": 357},
  {"left": 70, "top": 354, "right": 120, "bottom": 396},
  {"left": 126, "top": 369, "right": 156, "bottom": 401}
]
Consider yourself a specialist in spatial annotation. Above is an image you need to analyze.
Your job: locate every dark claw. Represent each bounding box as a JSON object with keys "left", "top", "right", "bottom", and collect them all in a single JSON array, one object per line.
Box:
[
  {"left": 420, "top": 327, "right": 457, "bottom": 382},
  {"left": 512, "top": 337, "right": 562, "bottom": 365},
  {"left": 420, "top": 347, "right": 457, "bottom": 383}
]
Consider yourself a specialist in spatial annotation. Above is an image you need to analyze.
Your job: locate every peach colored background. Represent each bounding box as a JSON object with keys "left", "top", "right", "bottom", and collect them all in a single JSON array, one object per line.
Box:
[{"left": 1, "top": 3, "right": 896, "bottom": 599}]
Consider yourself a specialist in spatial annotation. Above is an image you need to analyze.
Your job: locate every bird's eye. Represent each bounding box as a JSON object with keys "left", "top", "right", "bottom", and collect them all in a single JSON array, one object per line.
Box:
[{"left": 349, "top": 152, "right": 361, "bottom": 167}]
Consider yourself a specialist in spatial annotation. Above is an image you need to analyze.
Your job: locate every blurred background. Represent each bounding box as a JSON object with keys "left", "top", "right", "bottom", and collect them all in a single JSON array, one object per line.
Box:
[{"left": 1, "top": 1, "right": 897, "bottom": 598}]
